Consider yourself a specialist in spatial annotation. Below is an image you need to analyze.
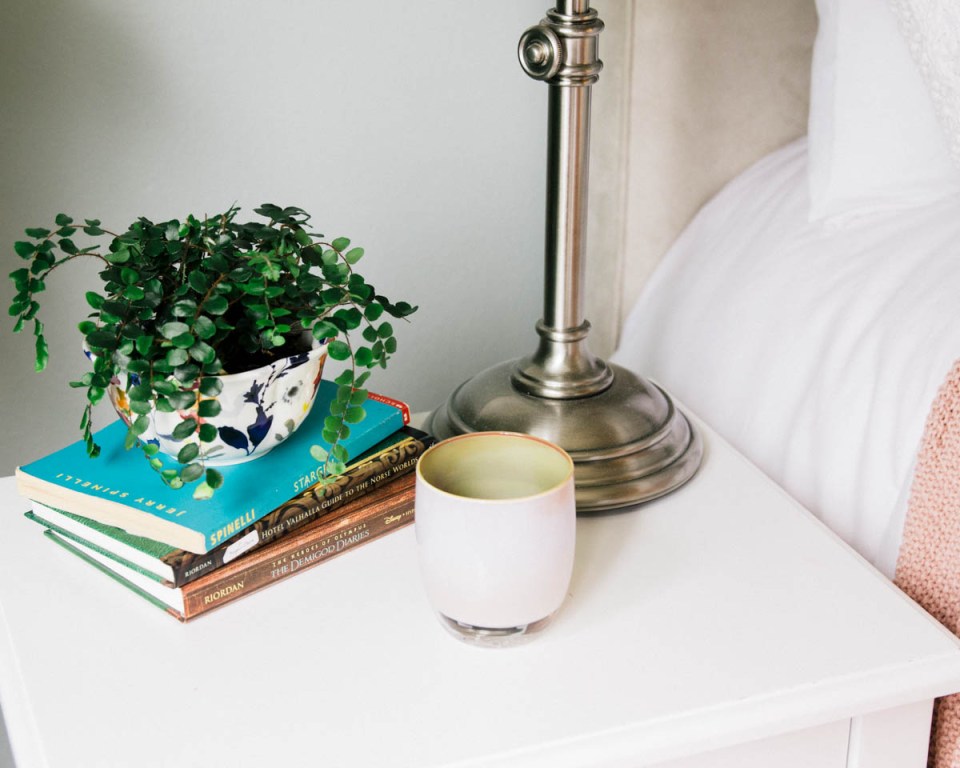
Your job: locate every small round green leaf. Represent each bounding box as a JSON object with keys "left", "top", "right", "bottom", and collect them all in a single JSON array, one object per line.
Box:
[
  {"left": 159, "top": 321, "right": 190, "bottom": 340},
  {"left": 180, "top": 463, "right": 204, "bottom": 483},
  {"left": 199, "top": 377, "right": 223, "bottom": 397},
  {"left": 188, "top": 340, "right": 216, "bottom": 364},
  {"left": 192, "top": 315, "right": 216, "bottom": 340},
  {"left": 355, "top": 347, "right": 373, "bottom": 367},
  {"left": 126, "top": 384, "right": 151, "bottom": 401},
  {"left": 205, "top": 468, "right": 224, "bottom": 489},
  {"left": 188, "top": 271, "right": 210, "bottom": 293},
  {"left": 14, "top": 241, "right": 36, "bottom": 258},
  {"left": 171, "top": 300, "right": 197, "bottom": 318},
  {"left": 312, "top": 320, "right": 339, "bottom": 340},
  {"left": 203, "top": 295, "right": 229, "bottom": 315},
  {"left": 86, "top": 330, "right": 119, "bottom": 350},
  {"left": 171, "top": 419, "right": 198, "bottom": 440},
  {"left": 129, "top": 399, "right": 153, "bottom": 416},
  {"left": 177, "top": 443, "right": 200, "bottom": 464},
  {"left": 327, "top": 340, "right": 350, "bottom": 360},
  {"left": 173, "top": 364, "right": 200, "bottom": 384},
  {"left": 168, "top": 390, "right": 197, "bottom": 409},
  {"left": 344, "top": 405, "right": 366, "bottom": 424},
  {"left": 135, "top": 335, "right": 153, "bottom": 356},
  {"left": 197, "top": 399, "right": 221, "bottom": 418},
  {"left": 172, "top": 332, "right": 196, "bottom": 349},
  {"left": 106, "top": 247, "right": 130, "bottom": 264}
]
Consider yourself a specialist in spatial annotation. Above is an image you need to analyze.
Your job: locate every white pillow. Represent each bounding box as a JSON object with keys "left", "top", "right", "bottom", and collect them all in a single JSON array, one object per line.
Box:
[
  {"left": 807, "top": 0, "right": 960, "bottom": 222},
  {"left": 889, "top": 0, "right": 960, "bottom": 165}
]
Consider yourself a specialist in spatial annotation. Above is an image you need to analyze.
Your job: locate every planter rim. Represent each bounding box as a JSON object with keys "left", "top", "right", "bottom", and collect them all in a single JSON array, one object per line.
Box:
[
  {"left": 207, "top": 340, "right": 327, "bottom": 382},
  {"left": 84, "top": 338, "right": 328, "bottom": 381}
]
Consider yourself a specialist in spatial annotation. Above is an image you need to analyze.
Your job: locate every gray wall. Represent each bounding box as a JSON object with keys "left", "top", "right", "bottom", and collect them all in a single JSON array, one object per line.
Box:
[{"left": 0, "top": 0, "right": 548, "bottom": 473}]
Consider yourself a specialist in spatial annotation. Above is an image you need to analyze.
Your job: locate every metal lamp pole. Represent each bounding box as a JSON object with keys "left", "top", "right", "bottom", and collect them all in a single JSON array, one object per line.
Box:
[{"left": 428, "top": 1, "right": 702, "bottom": 511}]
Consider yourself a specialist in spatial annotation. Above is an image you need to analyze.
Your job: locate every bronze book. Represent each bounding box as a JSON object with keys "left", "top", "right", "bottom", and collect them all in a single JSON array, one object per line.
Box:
[
  {"left": 43, "top": 472, "right": 416, "bottom": 621},
  {"left": 161, "top": 427, "right": 432, "bottom": 584}
]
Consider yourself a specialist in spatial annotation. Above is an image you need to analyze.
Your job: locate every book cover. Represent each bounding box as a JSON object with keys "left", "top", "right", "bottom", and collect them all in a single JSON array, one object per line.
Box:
[
  {"left": 40, "top": 472, "right": 416, "bottom": 621},
  {"left": 27, "top": 426, "right": 434, "bottom": 586},
  {"left": 15, "top": 379, "right": 408, "bottom": 554}
]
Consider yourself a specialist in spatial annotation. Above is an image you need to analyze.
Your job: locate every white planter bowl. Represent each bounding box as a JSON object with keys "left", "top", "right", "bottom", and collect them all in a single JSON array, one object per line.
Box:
[{"left": 107, "top": 343, "right": 328, "bottom": 465}]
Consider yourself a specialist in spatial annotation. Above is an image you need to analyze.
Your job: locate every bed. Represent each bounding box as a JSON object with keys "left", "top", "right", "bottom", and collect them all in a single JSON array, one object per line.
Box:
[{"left": 610, "top": 0, "right": 960, "bottom": 763}]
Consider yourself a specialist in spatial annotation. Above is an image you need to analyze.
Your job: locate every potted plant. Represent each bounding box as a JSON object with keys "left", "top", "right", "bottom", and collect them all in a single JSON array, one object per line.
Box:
[{"left": 9, "top": 203, "right": 416, "bottom": 497}]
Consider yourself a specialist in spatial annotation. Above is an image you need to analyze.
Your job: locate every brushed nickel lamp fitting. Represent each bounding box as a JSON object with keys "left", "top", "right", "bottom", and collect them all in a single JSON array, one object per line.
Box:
[{"left": 427, "top": 0, "right": 702, "bottom": 511}]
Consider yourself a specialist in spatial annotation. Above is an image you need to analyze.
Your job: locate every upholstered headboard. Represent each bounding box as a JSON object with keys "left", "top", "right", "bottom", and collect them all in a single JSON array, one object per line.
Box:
[{"left": 585, "top": 0, "right": 817, "bottom": 358}]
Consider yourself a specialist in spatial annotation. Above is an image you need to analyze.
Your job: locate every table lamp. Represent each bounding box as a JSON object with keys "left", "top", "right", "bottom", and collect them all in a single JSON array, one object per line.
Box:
[{"left": 427, "top": 0, "right": 702, "bottom": 511}]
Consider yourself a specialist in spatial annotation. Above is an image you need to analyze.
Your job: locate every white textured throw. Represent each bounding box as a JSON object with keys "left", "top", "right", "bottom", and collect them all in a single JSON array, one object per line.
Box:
[{"left": 888, "top": 0, "right": 960, "bottom": 166}]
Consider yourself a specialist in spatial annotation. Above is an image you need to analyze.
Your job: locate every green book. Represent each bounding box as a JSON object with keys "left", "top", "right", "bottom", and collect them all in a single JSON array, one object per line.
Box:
[{"left": 15, "top": 380, "right": 409, "bottom": 553}]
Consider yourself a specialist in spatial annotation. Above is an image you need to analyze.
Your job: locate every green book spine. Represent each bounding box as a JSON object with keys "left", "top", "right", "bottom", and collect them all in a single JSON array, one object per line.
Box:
[
  {"left": 28, "top": 511, "right": 168, "bottom": 583},
  {"left": 43, "top": 530, "right": 181, "bottom": 620}
]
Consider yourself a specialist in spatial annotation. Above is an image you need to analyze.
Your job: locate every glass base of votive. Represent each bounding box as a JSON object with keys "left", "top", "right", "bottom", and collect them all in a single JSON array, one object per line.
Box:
[{"left": 437, "top": 612, "right": 555, "bottom": 648}]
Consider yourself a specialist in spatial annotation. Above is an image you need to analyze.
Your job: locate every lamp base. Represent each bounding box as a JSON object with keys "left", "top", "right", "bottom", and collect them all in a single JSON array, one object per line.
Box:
[{"left": 426, "top": 360, "right": 703, "bottom": 512}]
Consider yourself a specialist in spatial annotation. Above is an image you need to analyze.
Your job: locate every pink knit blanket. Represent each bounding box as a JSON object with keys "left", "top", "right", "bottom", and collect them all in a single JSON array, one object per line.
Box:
[{"left": 895, "top": 358, "right": 960, "bottom": 767}]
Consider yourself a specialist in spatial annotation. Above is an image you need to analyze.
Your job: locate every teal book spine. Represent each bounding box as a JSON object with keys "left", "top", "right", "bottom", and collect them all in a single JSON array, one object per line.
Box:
[{"left": 15, "top": 380, "right": 408, "bottom": 554}]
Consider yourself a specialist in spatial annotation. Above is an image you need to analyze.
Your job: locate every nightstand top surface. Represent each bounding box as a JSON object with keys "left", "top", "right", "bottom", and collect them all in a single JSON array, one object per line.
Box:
[{"left": 1, "top": 414, "right": 959, "bottom": 768}]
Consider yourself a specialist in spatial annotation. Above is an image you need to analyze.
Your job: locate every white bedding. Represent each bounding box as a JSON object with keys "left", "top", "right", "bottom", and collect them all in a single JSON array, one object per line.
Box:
[{"left": 613, "top": 138, "right": 960, "bottom": 576}]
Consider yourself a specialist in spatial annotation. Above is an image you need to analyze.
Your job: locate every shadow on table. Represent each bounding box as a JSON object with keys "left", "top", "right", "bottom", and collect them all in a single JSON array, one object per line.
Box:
[{"left": 0, "top": 706, "right": 13, "bottom": 768}]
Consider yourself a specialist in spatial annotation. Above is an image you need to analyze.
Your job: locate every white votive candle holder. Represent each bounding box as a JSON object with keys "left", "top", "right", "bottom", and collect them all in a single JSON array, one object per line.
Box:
[{"left": 415, "top": 432, "right": 576, "bottom": 647}]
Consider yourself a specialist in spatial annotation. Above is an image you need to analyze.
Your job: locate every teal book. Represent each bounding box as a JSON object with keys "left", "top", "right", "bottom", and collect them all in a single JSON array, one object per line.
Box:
[
  {"left": 15, "top": 380, "right": 409, "bottom": 554},
  {"left": 22, "top": 427, "right": 434, "bottom": 587}
]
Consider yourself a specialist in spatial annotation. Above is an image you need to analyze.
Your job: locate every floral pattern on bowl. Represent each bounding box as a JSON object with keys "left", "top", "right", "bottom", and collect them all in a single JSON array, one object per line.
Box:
[{"left": 107, "top": 343, "right": 328, "bottom": 465}]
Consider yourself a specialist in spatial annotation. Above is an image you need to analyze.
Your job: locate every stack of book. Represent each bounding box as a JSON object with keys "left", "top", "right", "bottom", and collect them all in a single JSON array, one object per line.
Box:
[{"left": 15, "top": 380, "right": 434, "bottom": 621}]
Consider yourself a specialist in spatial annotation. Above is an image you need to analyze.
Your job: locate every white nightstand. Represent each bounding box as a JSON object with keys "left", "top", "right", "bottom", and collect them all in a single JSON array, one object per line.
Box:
[{"left": 1, "top": 412, "right": 959, "bottom": 767}]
